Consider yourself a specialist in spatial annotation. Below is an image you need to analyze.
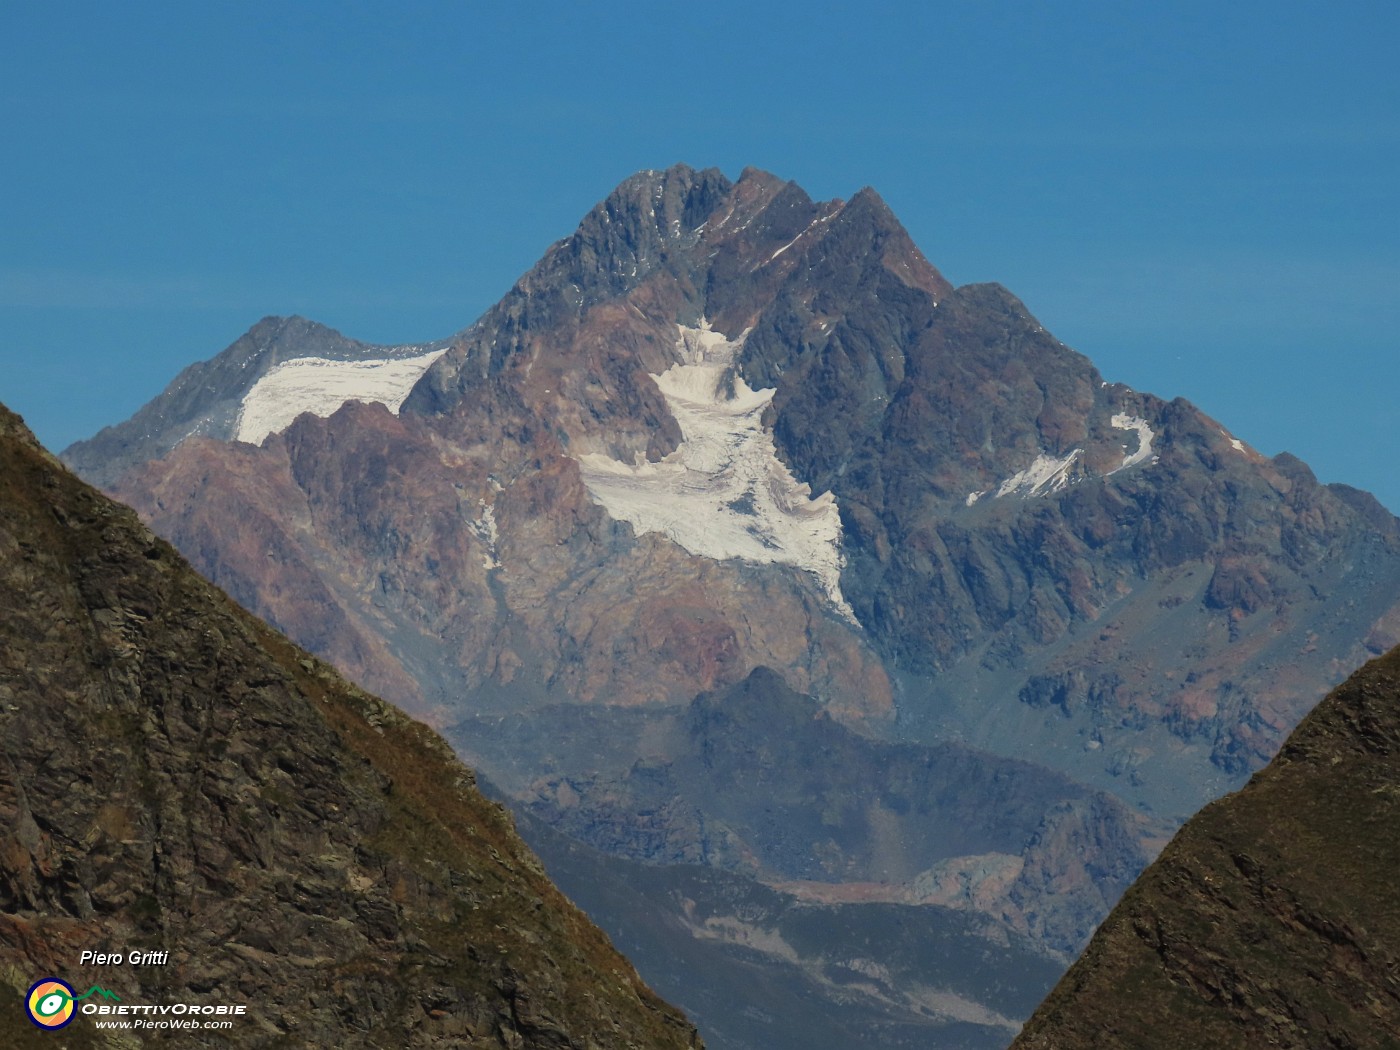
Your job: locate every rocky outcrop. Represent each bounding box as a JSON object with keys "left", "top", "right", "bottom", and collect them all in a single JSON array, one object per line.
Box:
[
  {"left": 0, "top": 404, "right": 701, "bottom": 1049},
  {"left": 1012, "top": 644, "right": 1400, "bottom": 1049},
  {"left": 114, "top": 394, "right": 892, "bottom": 726},
  {"left": 732, "top": 222, "right": 1400, "bottom": 804}
]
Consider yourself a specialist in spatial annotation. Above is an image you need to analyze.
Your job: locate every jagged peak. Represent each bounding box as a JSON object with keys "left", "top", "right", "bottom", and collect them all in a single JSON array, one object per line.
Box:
[
  {"left": 1271, "top": 450, "right": 1315, "bottom": 479},
  {"left": 582, "top": 163, "right": 733, "bottom": 239},
  {"left": 848, "top": 184, "right": 889, "bottom": 208},
  {"left": 802, "top": 185, "right": 953, "bottom": 300},
  {"left": 232, "top": 315, "right": 367, "bottom": 357},
  {"left": 61, "top": 313, "right": 430, "bottom": 489},
  {"left": 253, "top": 313, "right": 338, "bottom": 333},
  {"left": 840, "top": 185, "right": 908, "bottom": 233},
  {"left": 734, "top": 165, "right": 788, "bottom": 191}
]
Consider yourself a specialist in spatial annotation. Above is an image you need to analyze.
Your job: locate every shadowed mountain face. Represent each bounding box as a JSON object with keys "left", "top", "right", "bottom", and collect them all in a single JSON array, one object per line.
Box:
[
  {"left": 480, "top": 668, "right": 1162, "bottom": 960},
  {"left": 1011, "top": 644, "right": 1400, "bottom": 1050},
  {"left": 0, "top": 404, "right": 701, "bottom": 1049},
  {"left": 60, "top": 164, "right": 1400, "bottom": 1047},
  {"left": 506, "top": 807, "right": 1067, "bottom": 1050}
]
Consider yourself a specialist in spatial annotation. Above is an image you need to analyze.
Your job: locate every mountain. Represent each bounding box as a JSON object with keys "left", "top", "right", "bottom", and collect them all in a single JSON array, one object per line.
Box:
[
  {"left": 1011, "top": 643, "right": 1400, "bottom": 1049},
  {"left": 509, "top": 807, "right": 1066, "bottom": 1050},
  {"left": 474, "top": 668, "right": 1162, "bottom": 959},
  {"left": 60, "top": 164, "right": 1400, "bottom": 1046},
  {"left": 63, "top": 316, "right": 449, "bottom": 492},
  {"left": 0, "top": 403, "right": 700, "bottom": 1048}
]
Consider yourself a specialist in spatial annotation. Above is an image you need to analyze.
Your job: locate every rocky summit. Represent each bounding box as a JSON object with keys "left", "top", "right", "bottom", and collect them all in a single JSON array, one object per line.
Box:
[
  {"left": 0, "top": 403, "right": 701, "bottom": 1049},
  {"left": 1011, "top": 644, "right": 1400, "bottom": 1049},
  {"left": 59, "top": 164, "right": 1400, "bottom": 1047}
]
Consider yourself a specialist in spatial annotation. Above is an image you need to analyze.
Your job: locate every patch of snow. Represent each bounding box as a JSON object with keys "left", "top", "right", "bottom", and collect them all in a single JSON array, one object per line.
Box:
[
  {"left": 576, "top": 320, "right": 855, "bottom": 622},
  {"left": 469, "top": 501, "right": 500, "bottom": 571},
  {"left": 767, "top": 232, "right": 804, "bottom": 263},
  {"left": 994, "top": 449, "right": 1083, "bottom": 499},
  {"left": 1219, "top": 428, "right": 1246, "bottom": 453},
  {"left": 965, "top": 491, "right": 984, "bottom": 507},
  {"left": 763, "top": 209, "right": 841, "bottom": 265},
  {"left": 235, "top": 349, "right": 447, "bottom": 445},
  {"left": 1107, "top": 414, "right": 1155, "bottom": 474}
]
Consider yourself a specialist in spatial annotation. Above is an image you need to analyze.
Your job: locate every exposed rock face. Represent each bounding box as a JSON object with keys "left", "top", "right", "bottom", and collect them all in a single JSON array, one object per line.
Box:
[
  {"left": 1011, "top": 644, "right": 1400, "bottom": 1049},
  {"left": 60, "top": 164, "right": 1400, "bottom": 1045},
  {"left": 0, "top": 404, "right": 701, "bottom": 1049}
]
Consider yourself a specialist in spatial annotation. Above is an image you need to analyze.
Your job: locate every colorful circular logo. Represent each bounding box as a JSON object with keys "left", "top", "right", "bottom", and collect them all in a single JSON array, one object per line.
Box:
[{"left": 26, "top": 978, "right": 76, "bottom": 1029}]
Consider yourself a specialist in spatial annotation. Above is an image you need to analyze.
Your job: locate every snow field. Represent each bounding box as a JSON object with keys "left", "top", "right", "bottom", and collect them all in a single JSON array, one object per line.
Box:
[
  {"left": 577, "top": 321, "right": 855, "bottom": 621},
  {"left": 235, "top": 350, "right": 447, "bottom": 445}
]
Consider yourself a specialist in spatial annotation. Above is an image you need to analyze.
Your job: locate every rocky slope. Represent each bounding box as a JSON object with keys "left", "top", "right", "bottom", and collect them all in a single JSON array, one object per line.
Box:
[
  {"left": 1011, "top": 643, "right": 1400, "bottom": 1049},
  {"left": 0, "top": 403, "right": 700, "bottom": 1049}
]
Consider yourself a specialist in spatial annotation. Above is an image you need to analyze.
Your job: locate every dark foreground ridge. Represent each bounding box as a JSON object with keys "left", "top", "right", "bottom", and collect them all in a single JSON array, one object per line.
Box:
[
  {"left": 0, "top": 401, "right": 701, "bottom": 1048},
  {"left": 1012, "top": 643, "right": 1400, "bottom": 1049}
]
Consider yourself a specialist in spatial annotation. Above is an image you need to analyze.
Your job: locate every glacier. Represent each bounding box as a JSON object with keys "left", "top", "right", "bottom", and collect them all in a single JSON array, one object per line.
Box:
[
  {"left": 235, "top": 349, "right": 447, "bottom": 445},
  {"left": 577, "top": 321, "right": 855, "bottom": 621}
]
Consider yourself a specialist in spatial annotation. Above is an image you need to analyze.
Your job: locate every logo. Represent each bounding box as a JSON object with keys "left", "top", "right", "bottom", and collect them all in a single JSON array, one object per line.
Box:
[
  {"left": 25, "top": 979, "right": 122, "bottom": 1029},
  {"left": 26, "top": 979, "right": 76, "bottom": 1029}
]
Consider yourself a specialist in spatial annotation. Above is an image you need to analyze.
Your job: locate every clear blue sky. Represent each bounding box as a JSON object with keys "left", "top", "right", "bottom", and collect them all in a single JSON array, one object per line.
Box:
[{"left": 4, "top": 1, "right": 1398, "bottom": 508}]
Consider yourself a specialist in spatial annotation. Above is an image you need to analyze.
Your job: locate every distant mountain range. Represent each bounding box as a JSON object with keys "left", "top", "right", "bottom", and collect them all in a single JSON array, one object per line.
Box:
[{"left": 61, "top": 164, "right": 1400, "bottom": 1048}]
